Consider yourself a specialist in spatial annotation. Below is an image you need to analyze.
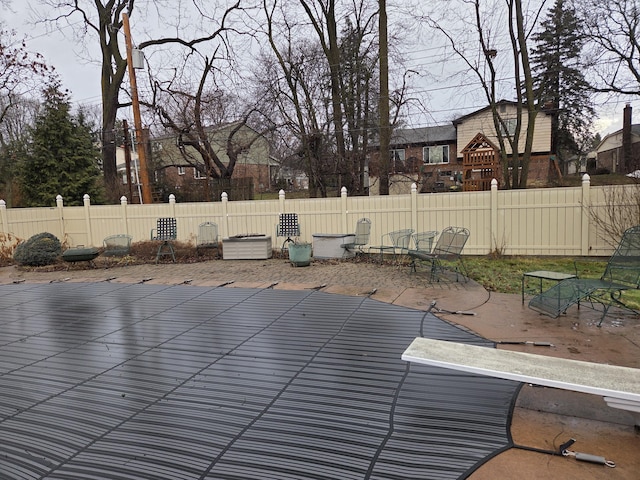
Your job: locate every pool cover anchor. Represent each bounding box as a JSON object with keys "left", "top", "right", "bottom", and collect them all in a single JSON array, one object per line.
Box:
[{"left": 560, "top": 438, "right": 616, "bottom": 468}]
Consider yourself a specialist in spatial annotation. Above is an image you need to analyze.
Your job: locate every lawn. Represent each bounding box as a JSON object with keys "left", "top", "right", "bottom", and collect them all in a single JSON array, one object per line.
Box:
[{"left": 462, "top": 255, "right": 640, "bottom": 309}]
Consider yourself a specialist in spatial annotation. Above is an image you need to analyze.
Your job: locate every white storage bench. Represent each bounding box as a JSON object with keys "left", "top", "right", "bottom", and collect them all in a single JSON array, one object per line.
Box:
[{"left": 222, "top": 235, "right": 272, "bottom": 260}]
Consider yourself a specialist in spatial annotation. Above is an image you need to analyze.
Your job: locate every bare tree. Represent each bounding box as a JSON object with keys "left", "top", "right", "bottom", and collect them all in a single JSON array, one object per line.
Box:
[
  {"left": 0, "top": 29, "right": 53, "bottom": 133},
  {"left": 574, "top": 0, "right": 640, "bottom": 97},
  {"left": 419, "top": 0, "right": 546, "bottom": 189},
  {"left": 34, "top": 0, "right": 245, "bottom": 203},
  {"left": 258, "top": 0, "right": 381, "bottom": 197},
  {"left": 0, "top": 29, "right": 54, "bottom": 206}
]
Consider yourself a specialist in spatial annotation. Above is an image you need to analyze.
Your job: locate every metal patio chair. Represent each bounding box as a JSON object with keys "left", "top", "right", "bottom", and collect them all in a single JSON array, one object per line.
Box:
[
  {"left": 196, "top": 222, "right": 219, "bottom": 256},
  {"left": 102, "top": 234, "right": 132, "bottom": 257},
  {"left": 369, "top": 228, "right": 414, "bottom": 263},
  {"left": 151, "top": 217, "right": 177, "bottom": 263},
  {"left": 529, "top": 225, "right": 640, "bottom": 326},
  {"left": 341, "top": 218, "right": 372, "bottom": 256},
  {"left": 276, "top": 213, "right": 301, "bottom": 252},
  {"left": 408, "top": 226, "right": 470, "bottom": 282}
]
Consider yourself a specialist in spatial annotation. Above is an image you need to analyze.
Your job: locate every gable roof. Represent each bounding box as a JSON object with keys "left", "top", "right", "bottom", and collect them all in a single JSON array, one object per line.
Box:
[
  {"left": 452, "top": 100, "right": 552, "bottom": 125},
  {"left": 595, "top": 124, "right": 640, "bottom": 153}
]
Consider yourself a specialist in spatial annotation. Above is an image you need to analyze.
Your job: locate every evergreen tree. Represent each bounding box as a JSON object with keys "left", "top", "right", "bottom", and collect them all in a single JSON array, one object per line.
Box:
[
  {"left": 19, "top": 80, "right": 105, "bottom": 207},
  {"left": 531, "top": 0, "right": 595, "bottom": 175}
]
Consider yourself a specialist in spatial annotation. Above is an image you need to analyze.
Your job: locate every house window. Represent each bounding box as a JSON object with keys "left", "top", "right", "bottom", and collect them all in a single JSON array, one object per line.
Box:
[
  {"left": 177, "top": 166, "right": 186, "bottom": 175},
  {"left": 194, "top": 168, "right": 205, "bottom": 179},
  {"left": 423, "top": 145, "right": 449, "bottom": 164},
  {"left": 499, "top": 119, "right": 517, "bottom": 137},
  {"left": 391, "top": 149, "right": 406, "bottom": 172}
]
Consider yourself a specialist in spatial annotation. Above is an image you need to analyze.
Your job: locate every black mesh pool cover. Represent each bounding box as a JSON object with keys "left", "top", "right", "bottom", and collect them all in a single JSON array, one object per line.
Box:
[{"left": 0, "top": 282, "right": 519, "bottom": 480}]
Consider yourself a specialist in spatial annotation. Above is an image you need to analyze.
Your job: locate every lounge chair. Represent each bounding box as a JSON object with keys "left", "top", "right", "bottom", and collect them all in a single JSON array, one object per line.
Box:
[{"left": 529, "top": 225, "right": 640, "bottom": 326}]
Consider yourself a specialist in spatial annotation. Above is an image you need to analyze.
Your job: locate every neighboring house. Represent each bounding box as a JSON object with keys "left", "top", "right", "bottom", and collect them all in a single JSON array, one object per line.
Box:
[
  {"left": 452, "top": 100, "right": 553, "bottom": 190},
  {"left": 594, "top": 104, "right": 640, "bottom": 175},
  {"left": 149, "top": 123, "right": 281, "bottom": 198},
  {"left": 368, "top": 100, "right": 553, "bottom": 193},
  {"left": 368, "top": 125, "right": 458, "bottom": 195}
]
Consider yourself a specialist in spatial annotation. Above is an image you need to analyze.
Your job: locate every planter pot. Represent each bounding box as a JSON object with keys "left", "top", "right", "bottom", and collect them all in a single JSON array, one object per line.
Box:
[{"left": 288, "top": 242, "right": 312, "bottom": 267}]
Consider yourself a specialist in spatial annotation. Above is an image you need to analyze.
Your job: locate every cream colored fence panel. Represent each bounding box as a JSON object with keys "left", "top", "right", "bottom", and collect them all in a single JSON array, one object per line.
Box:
[
  {"left": 583, "top": 185, "right": 637, "bottom": 256},
  {"left": 84, "top": 204, "right": 131, "bottom": 246},
  {"left": 173, "top": 202, "right": 226, "bottom": 244},
  {"left": 497, "top": 187, "right": 584, "bottom": 255},
  {"left": 1, "top": 178, "right": 637, "bottom": 257},
  {"left": 284, "top": 197, "right": 343, "bottom": 243},
  {"left": 4, "top": 207, "right": 61, "bottom": 241},
  {"left": 225, "top": 198, "right": 280, "bottom": 239},
  {"left": 363, "top": 194, "right": 413, "bottom": 246},
  {"left": 59, "top": 206, "right": 91, "bottom": 247},
  {"left": 416, "top": 190, "right": 491, "bottom": 254}
]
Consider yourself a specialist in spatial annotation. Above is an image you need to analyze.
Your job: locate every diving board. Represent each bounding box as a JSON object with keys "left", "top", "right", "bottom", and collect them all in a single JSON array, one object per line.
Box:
[{"left": 402, "top": 337, "right": 640, "bottom": 425}]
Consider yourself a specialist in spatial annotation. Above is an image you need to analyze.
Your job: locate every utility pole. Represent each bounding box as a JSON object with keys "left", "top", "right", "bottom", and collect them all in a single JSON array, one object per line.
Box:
[
  {"left": 122, "top": 13, "right": 153, "bottom": 204},
  {"left": 378, "top": 0, "right": 390, "bottom": 195},
  {"left": 122, "top": 119, "right": 134, "bottom": 201}
]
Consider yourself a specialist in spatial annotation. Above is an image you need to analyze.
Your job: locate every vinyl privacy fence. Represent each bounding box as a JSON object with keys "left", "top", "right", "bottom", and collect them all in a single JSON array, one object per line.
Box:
[{"left": 0, "top": 175, "right": 633, "bottom": 257}]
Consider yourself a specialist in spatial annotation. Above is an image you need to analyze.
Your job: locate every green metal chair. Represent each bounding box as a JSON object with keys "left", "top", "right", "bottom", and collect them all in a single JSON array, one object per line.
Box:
[
  {"left": 529, "top": 225, "right": 640, "bottom": 326},
  {"left": 102, "top": 234, "right": 132, "bottom": 257},
  {"left": 369, "top": 228, "right": 414, "bottom": 263},
  {"left": 408, "top": 226, "right": 470, "bottom": 282}
]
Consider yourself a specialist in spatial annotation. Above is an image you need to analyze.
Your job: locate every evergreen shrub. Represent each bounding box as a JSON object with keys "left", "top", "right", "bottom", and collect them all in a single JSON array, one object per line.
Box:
[{"left": 13, "top": 232, "right": 62, "bottom": 266}]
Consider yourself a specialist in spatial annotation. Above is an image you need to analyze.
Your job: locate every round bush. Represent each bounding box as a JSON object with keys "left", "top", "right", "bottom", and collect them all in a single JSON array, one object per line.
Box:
[{"left": 13, "top": 232, "right": 62, "bottom": 266}]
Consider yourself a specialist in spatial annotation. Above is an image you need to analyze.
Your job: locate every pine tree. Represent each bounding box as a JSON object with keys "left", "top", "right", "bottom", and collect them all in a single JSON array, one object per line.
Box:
[
  {"left": 531, "top": 0, "right": 595, "bottom": 175},
  {"left": 19, "top": 80, "right": 105, "bottom": 206}
]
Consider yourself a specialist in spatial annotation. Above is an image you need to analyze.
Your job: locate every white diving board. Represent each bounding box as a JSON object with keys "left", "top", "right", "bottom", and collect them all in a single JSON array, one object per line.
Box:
[{"left": 402, "top": 337, "right": 640, "bottom": 426}]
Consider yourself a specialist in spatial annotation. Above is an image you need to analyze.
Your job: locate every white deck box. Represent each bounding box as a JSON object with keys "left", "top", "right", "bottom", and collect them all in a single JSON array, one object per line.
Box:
[
  {"left": 312, "top": 234, "right": 355, "bottom": 259},
  {"left": 223, "top": 235, "right": 272, "bottom": 260}
]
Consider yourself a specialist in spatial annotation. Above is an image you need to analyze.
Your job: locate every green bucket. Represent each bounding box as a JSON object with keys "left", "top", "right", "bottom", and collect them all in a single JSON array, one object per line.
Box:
[{"left": 288, "top": 243, "right": 312, "bottom": 267}]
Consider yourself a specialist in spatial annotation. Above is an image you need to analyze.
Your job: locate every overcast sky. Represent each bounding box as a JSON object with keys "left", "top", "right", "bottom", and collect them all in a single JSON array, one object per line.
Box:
[{"left": 7, "top": 1, "right": 638, "bottom": 138}]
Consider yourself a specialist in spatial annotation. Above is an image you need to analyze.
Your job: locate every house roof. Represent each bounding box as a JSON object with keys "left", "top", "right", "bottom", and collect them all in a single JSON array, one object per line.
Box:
[
  {"left": 390, "top": 125, "right": 457, "bottom": 146},
  {"left": 595, "top": 124, "right": 640, "bottom": 153},
  {"left": 452, "top": 99, "right": 552, "bottom": 125}
]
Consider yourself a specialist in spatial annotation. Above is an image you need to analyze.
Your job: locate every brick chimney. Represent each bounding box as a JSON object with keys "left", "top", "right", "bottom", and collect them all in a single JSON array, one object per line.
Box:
[{"left": 623, "top": 103, "right": 632, "bottom": 172}]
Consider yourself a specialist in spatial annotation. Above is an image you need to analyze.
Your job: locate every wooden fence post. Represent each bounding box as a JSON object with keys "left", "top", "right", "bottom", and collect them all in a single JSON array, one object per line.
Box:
[
  {"left": 581, "top": 174, "right": 591, "bottom": 255},
  {"left": 83, "top": 194, "right": 93, "bottom": 246}
]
